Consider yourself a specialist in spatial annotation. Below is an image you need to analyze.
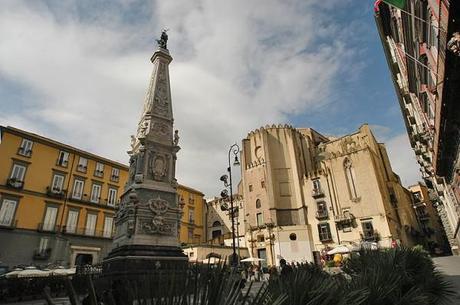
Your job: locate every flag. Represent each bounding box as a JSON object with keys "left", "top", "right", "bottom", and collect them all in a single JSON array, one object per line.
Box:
[{"left": 384, "top": 0, "right": 406, "bottom": 9}]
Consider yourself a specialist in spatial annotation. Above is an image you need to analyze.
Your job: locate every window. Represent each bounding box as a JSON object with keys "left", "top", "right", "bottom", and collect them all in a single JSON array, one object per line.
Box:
[
  {"left": 189, "top": 252, "right": 194, "bottom": 257},
  {"left": 10, "top": 164, "right": 26, "bottom": 182},
  {"left": 361, "top": 221, "right": 375, "bottom": 240},
  {"left": 318, "top": 223, "right": 332, "bottom": 241},
  {"left": 0, "top": 199, "right": 17, "bottom": 226},
  {"left": 66, "top": 210, "right": 79, "bottom": 233},
  {"left": 57, "top": 151, "right": 69, "bottom": 167},
  {"left": 256, "top": 199, "right": 261, "bottom": 209},
  {"left": 257, "top": 235, "right": 265, "bottom": 242},
  {"left": 256, "top": 212, "right": 264, "bottom": 226},
  {"left": 103, "top": 216, "right": 113, "bottom": 238},
  {"left": 90, "top": 184, "right": 102, "bottom": 203},
  {"left": 189, "top": 209, "right": 194, "bottom": 223},
  {"left": 313, "top": 179, "right": 321, "bottom": 191},
  {"left": 38, "top": 238, "right": 49, "bottom": 252},
  {"left": 94, "top": 162, "right": 104, "bottom": 177},
  {"left": 108, "top": 188, "right": 118, "bottom": 206},
  {"left": 42, "top": 206, "right": 58, "bottom": 231},
  {"left": 72, "top": 179, "right": 84, "bottom": 200},
  {"left": 51, "top": 174, "right": 65, "bottom": 192},
  {"left": 249, "top": 184, "right": 253, "bottom": 192},
  {"left": 111, "top": 168, "right": 120, "bottom": 181},
  {"left": 85, "top": 214, "right": 97, "bottom": 236},
  {"left": 261, "top": 180, "right": 265, "bottom": 188},
  {"left": 188, "top": 229, "right": 194, "bottom": 242},
  {"left": 77, "top": 157, "right": 88, "bottom": 172},
  {"left": 316, "top": 201, "right": 328, "bottom": 218},
  {"left": 18, "top": 139, "right": 33, "bottom": 157},
  {"left": 189, "top": 194, "right": 195, "bottom": 204},
  {"left": 289, "top": 233, "right": 297, "bottom": 241},
  {"left": 344, "top": 158, "right": 358, "bottom": 200}
]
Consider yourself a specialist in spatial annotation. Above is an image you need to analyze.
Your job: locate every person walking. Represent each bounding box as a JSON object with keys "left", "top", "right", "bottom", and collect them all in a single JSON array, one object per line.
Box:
[{"left": 280, "top": 259, "right": 293, "bottom": 278}]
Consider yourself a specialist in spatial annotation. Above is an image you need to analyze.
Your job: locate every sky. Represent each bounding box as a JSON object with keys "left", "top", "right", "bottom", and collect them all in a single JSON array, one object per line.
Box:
[{"left": 0, "top": 0, "right": 422, "bottom": 197}]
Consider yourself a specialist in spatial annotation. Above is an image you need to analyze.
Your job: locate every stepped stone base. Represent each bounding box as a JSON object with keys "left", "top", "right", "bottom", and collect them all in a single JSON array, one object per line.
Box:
[{"left": 102, "top": 245, "right": 188, "bottom": 276}]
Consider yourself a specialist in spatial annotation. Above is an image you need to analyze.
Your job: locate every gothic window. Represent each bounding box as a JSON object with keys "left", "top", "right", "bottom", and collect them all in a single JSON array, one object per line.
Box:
[
  {"left": 212, "top": 221, "right": 221, "bottom": 227},
  {"left": 344, "top": 158, "right": 358, "bottom": 200},
  {"left": 256, "top": 199, "right": 261, "bottom": 209}
]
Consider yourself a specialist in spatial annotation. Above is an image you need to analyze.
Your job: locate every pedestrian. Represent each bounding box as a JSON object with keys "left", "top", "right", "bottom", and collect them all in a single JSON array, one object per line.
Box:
[
  {"left": 254, "top": 265, "right": 260, "bottom": 282},
  {"left": 280, "top": 259, "right": 293, "bottom": 278}
]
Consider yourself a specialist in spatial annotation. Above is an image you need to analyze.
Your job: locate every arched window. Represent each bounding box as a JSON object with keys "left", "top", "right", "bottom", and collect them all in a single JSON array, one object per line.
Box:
[
  {"left": 256, "top": 199, "right": 261, "bottom": 209},
  {"left": 212, "top": 221, "right": 222, "bottom": 227},
  {"left": 344, "top": 158, "right": 358, "bottom": 200}
]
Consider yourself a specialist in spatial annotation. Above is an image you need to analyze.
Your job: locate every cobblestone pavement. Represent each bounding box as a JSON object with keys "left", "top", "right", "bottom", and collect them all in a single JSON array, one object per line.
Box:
[{"left": 433, "top": 256, "right": 460, "bottom": 304}]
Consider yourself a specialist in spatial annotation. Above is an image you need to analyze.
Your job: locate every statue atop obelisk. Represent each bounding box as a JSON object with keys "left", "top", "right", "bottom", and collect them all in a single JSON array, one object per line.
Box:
[{"left": 103, "top": 31, "right": 187, "bottom": 274}]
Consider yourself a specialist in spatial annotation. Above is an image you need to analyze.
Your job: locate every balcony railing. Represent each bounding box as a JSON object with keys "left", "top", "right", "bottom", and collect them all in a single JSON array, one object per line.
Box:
[
  {"left": 319, "top": 232, "right": 332, "bottom": 242},
  {"left": 334, "top": 213, "right": 354, "bottom": 223},
  {"left": 312, "top": 188, "right": 325, "bottom": 198},
  {"left": 110, "top": 175, "right": 119, "bottom": 182},
  {"left": 62, "top": 226, "right": 114, "bottom": 238},
  {"left": 37, "top": 223, "right": 60, "bottom": 233},
  {"left": 46, "top": 186, "right": 66, "bottom": 199},
  {"left": 360, "top": 230, "right": 380, "bottom": 242},
  {"left": 315, "top": 210, "right": 328, "bottom": 220},
  {"left": 17, "top": 147, "right": 32, "bottom": 157},
  {"left": 77, "top": 164, "right": 88, "bottom": 173},
  {"left": 94, "top": 170, "right": 104, "bottom": 177},
  {"left": 0, "top": 219, "right": 18, "bottom": 229},
  {"left": 6, "top": 178, "right": 24, "bottom": 189}
]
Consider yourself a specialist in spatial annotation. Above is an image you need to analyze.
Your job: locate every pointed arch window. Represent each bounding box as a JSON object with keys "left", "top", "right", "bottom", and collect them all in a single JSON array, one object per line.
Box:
[{"left": 344, "top": 158, "right": 358, "bottom": 200}]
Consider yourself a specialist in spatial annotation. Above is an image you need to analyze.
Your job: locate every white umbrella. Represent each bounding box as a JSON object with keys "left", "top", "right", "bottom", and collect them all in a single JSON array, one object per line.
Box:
[
  {"left": 17, "top": 266, "right": 50, "bottom": 278},
  {"left": 327, "top": 245, "right": 351, "bottom": 255},
  {"left": 51, "top": 267, "right": 75, "bottom": 276},
  {"left": 4, "top": 268, "right": 23, "bottom": 278},
  {"left": 241, "top": 257, "right": 265, "bottom": 262}
]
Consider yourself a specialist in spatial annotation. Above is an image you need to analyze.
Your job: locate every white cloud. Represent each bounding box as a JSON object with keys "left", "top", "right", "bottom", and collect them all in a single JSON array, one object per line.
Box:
[
  {"left": 385, "top": 133, "right": 422, "bottom": 186},
  {"left": 0, "top": 0, "right": 361, "bottom": 196}
]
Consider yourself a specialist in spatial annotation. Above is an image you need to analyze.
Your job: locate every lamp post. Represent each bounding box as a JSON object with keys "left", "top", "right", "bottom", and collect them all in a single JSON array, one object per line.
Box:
[{"left": 219, "top": 143, "right": 240, "bottom": 268}]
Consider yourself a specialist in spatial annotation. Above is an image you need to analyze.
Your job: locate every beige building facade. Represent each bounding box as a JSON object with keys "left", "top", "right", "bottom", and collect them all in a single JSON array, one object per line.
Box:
[
  {"left": 206, "top": 195, "right": 246, "bottom": 248},
  {"left": 409, "top": 183, "right": 450, "bottom": 254},
  {"left": 241, "top": 124, "right": 421, "bottom": 266}
]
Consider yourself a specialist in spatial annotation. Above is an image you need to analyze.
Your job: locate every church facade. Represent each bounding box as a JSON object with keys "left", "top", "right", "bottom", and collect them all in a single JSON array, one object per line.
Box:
[{"left": 241, "top": 124, "right": 422, "bottom": 266}]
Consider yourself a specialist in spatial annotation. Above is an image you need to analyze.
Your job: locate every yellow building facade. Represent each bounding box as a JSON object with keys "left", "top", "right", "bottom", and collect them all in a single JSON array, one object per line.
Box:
[
  {"left": 0, "top": 126, "right": 206, "bottom": 268},
  {"left": 177, "top": 185, "right": 205, "bottom": 245},
  {"left": 0, "top": 126, "right": 129, "bottom": 267}
]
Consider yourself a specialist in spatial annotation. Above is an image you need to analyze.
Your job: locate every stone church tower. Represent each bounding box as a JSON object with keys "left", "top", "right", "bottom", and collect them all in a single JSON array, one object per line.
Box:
[{"left": 103, "top": 31, "right": 186, "bottom": 274}]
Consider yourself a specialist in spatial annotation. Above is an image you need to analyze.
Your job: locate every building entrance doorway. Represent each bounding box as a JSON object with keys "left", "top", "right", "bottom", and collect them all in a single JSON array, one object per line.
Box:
[
  {"left": 75, "top": 253, "right": 93, "bottom": 266},
  {"left": 257, "top": 248, "right": 267, "bottom": 268}
]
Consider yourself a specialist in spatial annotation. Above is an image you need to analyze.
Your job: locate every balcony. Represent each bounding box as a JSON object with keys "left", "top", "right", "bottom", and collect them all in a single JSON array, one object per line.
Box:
[
  {"left": 46, "top": 186, "right": 66, "bottom": 199},
  {"left": 6, "top": 178, "right": 24, "bottom": 189},
  {"left": 319, "top": 232, "right": 332, "bottom": 242},
  {"left": 312, "top": 188, "right": 325, "bottom": 198},
  {"left": 33, "top": 248, "right": 52, "bottom": 260},
  {"left": 334, "top": 213, "right": 354, "bottom": 224},
  {"left": 77, "top": 164, "right": 87, "bottom": 173},
  {"left": 94, "top": 170, "right": 104, "bottom": 178},
  {"left": 62, "top": 226, "right": 114, "bottom": 239},
  {"left": 37, "top": 223, "right": 60, "bottom": 233},
  {"left": 315, "top": 210, "right": 328, "bottom": 220},
  {"left": 17, "top": 147, "right": 32, "bottom": 157},
  {"left": 110, "top": 175, "right": 119, "bottom": 182},
  {"left": 0, "top": 219, "right": 18, "bottom": 229},
  {"left": 360, "top": 230, "right": 380, "bottom": 242}
]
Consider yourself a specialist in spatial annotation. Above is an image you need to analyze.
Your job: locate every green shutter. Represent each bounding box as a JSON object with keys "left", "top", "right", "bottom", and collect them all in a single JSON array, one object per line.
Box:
[{"left": 384, "top": 0, "right": 405, "bottom": 9}]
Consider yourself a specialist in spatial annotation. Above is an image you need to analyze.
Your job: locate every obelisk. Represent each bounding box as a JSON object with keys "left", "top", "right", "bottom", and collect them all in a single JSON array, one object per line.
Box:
[{"left": 103, "top": 31, "right": 187, "bottom": 275}]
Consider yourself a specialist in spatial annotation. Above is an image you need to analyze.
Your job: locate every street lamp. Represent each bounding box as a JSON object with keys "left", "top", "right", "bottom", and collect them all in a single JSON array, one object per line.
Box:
[{"left": 219, "top": 143, "right": 240, "bottom": 267}]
